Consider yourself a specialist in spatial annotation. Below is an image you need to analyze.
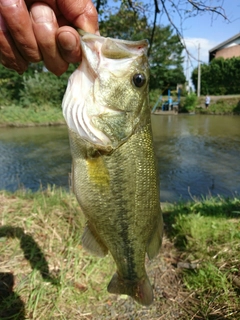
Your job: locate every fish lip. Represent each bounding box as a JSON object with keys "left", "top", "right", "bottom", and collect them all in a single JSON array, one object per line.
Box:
[
  {"left": 79, "top": 30, "right": 149, "bottom": 60},
  {"left": 79, "top": 29, "right": 149, "bottom": 47}
]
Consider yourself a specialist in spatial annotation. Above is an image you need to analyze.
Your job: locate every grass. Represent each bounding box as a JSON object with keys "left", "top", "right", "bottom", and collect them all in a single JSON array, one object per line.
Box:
[
  {"left": 163, "top": 197, "right": 240, "bottom": 318},
  {"left": 0, "top": 94, "right": 240, "bottom": 128},
  {"left": 195, "top": 97, "right": 240, "bottom": 115},
  {"left": 150, "top": 91, "right": 240, "bottom": 115},
  {"left": 0, "top": 105, "right": 65, "bottom": 127},
  {"left": 0, "top": 187, "right": 240, "bottom": 319}
]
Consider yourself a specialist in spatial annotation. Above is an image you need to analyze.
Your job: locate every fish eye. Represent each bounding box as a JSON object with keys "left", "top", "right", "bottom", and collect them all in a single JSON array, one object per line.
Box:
[{"left": 132, "top": 73, "right": 146, "bottom": 88}]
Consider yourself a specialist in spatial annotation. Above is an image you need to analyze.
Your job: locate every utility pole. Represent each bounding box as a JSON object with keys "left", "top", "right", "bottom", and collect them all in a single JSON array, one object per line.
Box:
[
  {"left": 197, "top": 43, "right": 201, "bottom": 97},
  {"left": 186, "top": 55, "right": 190, "bottom": 94}
]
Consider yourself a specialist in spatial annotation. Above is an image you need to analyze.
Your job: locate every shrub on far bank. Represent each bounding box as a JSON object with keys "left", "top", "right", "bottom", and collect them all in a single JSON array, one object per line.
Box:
[
  {"left": 0, "top": 62, "right": 77, "bottom": 109},
  {"left": 19, "top": 73, "right": 66, "bottom": 109},
  {"left": 181, "top": 93, "right": 198, "bottom": 112}
]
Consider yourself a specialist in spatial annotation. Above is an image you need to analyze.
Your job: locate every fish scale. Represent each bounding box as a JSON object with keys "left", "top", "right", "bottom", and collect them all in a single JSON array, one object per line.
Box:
[{"left": 62, "top": 31, "right": 163, "bottom": 306}]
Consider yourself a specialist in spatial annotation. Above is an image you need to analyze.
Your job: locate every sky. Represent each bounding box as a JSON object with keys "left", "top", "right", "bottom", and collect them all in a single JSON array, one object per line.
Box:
[
  {"left": 108, "top": 1, "right": 240, "bottom": 86},
  {"left": 180, "top": 2, "right": 240, "bottom": 69},
  {"left": 155, "top": 1, "right": 240, "bottom": 82}
]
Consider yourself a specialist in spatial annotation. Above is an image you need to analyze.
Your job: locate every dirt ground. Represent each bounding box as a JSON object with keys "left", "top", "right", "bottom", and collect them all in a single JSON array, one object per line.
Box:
[{"left": 90, "top": 237, "right": 200, "bottom": 320}]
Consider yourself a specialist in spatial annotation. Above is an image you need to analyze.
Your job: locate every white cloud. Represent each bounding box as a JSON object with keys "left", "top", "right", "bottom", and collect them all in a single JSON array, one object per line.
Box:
[
  {"left": 182, "top": 37, "right": 219, "bottom": 88},
  {"left": 183, "top": 37, "right": 218, "bottom": 64}
]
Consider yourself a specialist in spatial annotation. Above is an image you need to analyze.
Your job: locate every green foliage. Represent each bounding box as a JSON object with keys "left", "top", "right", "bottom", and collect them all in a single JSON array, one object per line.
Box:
[
  {"left": 192, "top": 57, "right": 240, "bottom": 95},
  {"left": 149, "top": 26, "right": 185, "bottom": 92},
  {"left": 1, "top": 6, "right": 185, "bottom": 109},
  {"left": 0, "top": 63, "right": 77, "bottom": 109},
  {"left": 20, "top": 72, "right": 63, "bottom": 108},
  {"left": 149, "top": 89, "right": 162, "bottom": 107},
  {"left": 182, "top": 93, "right": 198, "bottom": 111},
  {"left": 0, "top": 64, "right": 25, "bottom": 105},
  {"left": 100, "top": 3, "right": 148, "bottom": 41}
]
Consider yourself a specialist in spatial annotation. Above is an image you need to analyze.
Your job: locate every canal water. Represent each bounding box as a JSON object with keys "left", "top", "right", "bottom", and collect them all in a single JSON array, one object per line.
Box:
[{"left": 0, "top": 114, "right": 239, "bottom": 202}]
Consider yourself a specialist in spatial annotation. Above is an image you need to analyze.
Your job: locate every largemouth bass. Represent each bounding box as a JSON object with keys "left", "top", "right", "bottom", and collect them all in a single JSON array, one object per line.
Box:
[{"left": 62, "top": 31, "right": 163, "bottom": 306}]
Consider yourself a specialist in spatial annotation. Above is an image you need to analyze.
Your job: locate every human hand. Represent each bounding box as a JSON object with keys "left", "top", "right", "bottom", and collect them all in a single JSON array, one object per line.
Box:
[{"left": 0, "top": 0, "right": 98, "bottom": 75}]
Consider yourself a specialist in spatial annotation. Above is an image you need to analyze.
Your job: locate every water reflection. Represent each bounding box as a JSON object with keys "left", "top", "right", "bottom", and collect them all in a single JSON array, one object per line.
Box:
[
  {"left": 152, "top": 115, "right": 240, "bottom": 201},
  {"left": 0, "top": 115, "right": 239, "bottom": 202},
  {"left": 0, "top": 126, "right": 71, "bottom": 192}
]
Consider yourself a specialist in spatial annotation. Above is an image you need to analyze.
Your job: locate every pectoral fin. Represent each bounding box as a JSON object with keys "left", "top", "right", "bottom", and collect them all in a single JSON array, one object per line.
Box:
[
  {"left": 82, "top": 223, "right": 108, "bottom": 257},
  {"left": 146, "top": 210, "right": 163, "bottom": 259}
]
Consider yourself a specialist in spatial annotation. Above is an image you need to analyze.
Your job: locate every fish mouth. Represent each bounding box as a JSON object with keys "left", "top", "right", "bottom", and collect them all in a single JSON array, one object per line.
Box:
[
  {"left": 79, "top": 29, "right": 149, "bottom": 60},
  {"left": 62, "top": 32, "right": 149, "bottom": 151}
]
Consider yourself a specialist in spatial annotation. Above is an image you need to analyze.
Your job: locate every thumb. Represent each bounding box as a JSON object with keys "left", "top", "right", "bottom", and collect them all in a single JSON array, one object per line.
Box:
[
  {"left": 57, "top": 0, "right": 99, "bottom": 34},
  {"left": 56, "top": 26, "right": 82, "bottom": 64}
]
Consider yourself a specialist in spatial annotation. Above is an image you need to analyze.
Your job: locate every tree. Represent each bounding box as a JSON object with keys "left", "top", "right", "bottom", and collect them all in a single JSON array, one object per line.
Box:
[
  {"left": 0, "top": 62, "right": 77, "bottom": 108},
  {"left": 94, "top": 0, "right": 227, "bottom": 57},
  {"left": 0, "top": 64, "right": 27, "bottom": 105},
  {"left": 148, "top": 25, "right": 185, "bottom": 91},
  {"left": 191, "top": 57, "right": 240, "bottom": 95}
]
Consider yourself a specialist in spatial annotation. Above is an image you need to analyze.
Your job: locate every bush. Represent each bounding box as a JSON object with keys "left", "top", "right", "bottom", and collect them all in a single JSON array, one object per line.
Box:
[
  {"left": 19, "top": 72, "right": 67, "bottom": 108},
  {"left": 149, "top": 89, "right": 162, "bottom": 108},
  {"left": 183, "top": 93, "right": 198, "bottom": 111},
  {"left": 0, "top": 62, "right": 78, "bottom": 109},
  {"left": 0, "top": 86, "right": 12, "bottom": 106}
]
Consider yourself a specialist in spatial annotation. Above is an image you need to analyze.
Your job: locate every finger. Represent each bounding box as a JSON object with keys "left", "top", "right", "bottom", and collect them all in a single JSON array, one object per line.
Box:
[
  {"left": 57, "top": 0, "right": 99, "bottom": 34},
  {"left": 30, "top": 3, "right": 68, "bottom": 76},
  {"left": 56, "top": 26, "right": 81, "bottom": 64},
  {"left": 25, "top": 0, "right": 59, "bottom": 14},
  {"left": 0, "top": 14, "right": 28, "bottom": 73},
  {"left": 0, "top": 0, "right": 41, "bottom": 62}
]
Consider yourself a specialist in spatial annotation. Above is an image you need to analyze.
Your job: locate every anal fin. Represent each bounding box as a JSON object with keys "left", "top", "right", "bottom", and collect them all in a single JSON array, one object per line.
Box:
[{"left": 82, "top": 223, "right": 108, "bottom": 257}]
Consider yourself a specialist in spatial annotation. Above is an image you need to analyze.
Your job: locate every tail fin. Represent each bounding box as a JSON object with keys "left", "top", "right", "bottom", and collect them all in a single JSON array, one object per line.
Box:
[{"left": 107, "top": 273, "right": 153, "bottom": 306}]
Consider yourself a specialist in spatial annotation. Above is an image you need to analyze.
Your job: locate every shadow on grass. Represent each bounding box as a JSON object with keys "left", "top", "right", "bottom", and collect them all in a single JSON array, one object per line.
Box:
[
  {"left": 163, "top": 197, "right": 240, "bottom": 239},
  {"left": 0, "top": 272, "right": 25, "bottom": 320},
  {"left": 0, "top": 226, "right": 59, "bottom": 284},
  {"left": 0, "top": 226, "right": 60, "bottom": 320}
]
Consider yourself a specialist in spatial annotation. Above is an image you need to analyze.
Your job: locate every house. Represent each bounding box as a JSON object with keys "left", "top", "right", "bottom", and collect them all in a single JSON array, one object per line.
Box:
[{"left": 209, "top": 33, "right": 240, "bottom": 62}]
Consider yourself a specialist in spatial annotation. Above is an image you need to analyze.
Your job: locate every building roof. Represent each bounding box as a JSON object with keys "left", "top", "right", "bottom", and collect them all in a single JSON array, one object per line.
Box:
[{"left": 209, "top": 32, "right": 240, "bottom": 61}]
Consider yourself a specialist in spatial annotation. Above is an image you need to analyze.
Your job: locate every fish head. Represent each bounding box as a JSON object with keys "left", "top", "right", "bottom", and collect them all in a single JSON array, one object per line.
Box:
[{"left": 62, "top": 32, "right": 150, "bottom": 151}]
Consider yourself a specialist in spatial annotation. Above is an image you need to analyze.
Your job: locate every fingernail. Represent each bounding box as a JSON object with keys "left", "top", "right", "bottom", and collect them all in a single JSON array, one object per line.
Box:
[
  {"left": 31, "top": 5, "right": 53, "bottom": 23},
  {"left": 58, "top": 31, "right": 77, "bottom": 50},
  {"left": 0, "top": 0, "right": 19, "bottom": 7}
]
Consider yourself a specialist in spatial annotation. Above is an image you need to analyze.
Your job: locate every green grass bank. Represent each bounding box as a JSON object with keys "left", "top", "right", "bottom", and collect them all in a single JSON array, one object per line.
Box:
[
  {"left": 1, "top": 94, "right": 240, "bottom": 128},
  {"left": 0, "top": 187, "right": 239, "bottom": 319},
  {"left": 181, "top": 95, "right": 240, "bottom": 115},
  {"left": 149, "top": 90, "right": 240, "bottom": 115},
  {"left": 0, "top": 105, "right": 65, "bottom": 127}
]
